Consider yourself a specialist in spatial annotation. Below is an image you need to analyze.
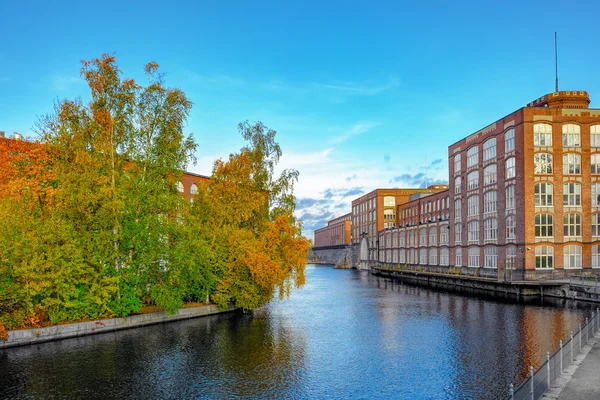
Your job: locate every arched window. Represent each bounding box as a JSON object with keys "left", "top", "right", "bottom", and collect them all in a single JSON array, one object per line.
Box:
[
  {"left": 440, "top": 248, "right": 449, "bottom": 266},
  {"left": 535, "top": 246, "right": 554, "bottom": 269},
  {"left": 534, "top": 183, "right": 553, "bottom": 207},
  {"left": 429, "top": 227, "right": 437, "bottom": 245},
  {"left": 429, "top": 248, "right": 438, "bottom": 265},
  {"left": 483, "top": 138, "right": 496, "bottom": 161},
  {"left": 468, "top": 171, "right": 479, "bottom": 190},
  {"left": 484, "top": 164, "right": 497, "bottom": 185},
  {"left": 455, "top": 248, "right": 463, "bottom": 267},
  {"left": 468, "top": 247, "right": 480, "bottom": 267},
  {"left": 176, "top": 181, "right": 184, "bottom": 192},
  {"left": 454, "top": 154, "right": 461, "bottom": 174},
  {"left": 399, "top": 249, "right": 406, "bottom": 264},
  {"left": 484, "top": 246, "right": 497, "bottom": 268},
  {"left": 455, "top": 223, "right": 462, "bottom": 244},
  {"left": 439, "top": 225, "right": 449, "bottom": 244},
  {"left": 467, "top": 195, "right": 479, "bottom": 216},
  {"left": 505, "top": 157, "right": 516, "bottom": 179},
  {"left": 455, "top": 199, "right": 462, "bottom": 221},
  {"left": 534, "top": 153, "right": 552, "bottom": 174},
  {"left": 506, "top": 245, "right": 517, "bottom": 269},
  {"left": 535, "top": 214, "right": 553, "bottom": 238},
  {"left": 593, "top": 183, "right": 600, "bottom": 207},
  {"left": 563, "top": 183, "right": 581, "bottom": 206},
  {"left": 506, "top": 215, "right": 516, "bottom": 240},
  {"left": 563, "top": 153, "right": 581, "bottom": 175},
  {"left": 467, "top": 146, "right": 479, "bottom": 167},
  {"left": 593, "top": 214, "right": 600, "bottom": 237},
  {"left": 534, "top": 123, "right": 552, "bottom": 146},
  {"left": 593, "top": 245, "right": 600, "bottom": 268},
  {"left": 563, "top": 124, "right": 581, "bottom": 147},
  {"left": 419, "top": 228, "right": 427, "bottom": 245},
  {"left": 420, "top": 248, "right": 427, "bottom": 265},
  {"left": 505, "top": 129, "right": 515, "bottom": 153},
  {"left": 399, "top": 231, "right": 406, "bottom": 247},
  {"left": 506, "top": 185, "right": 516, "bottom": 210},
  {"left": 591, "top": 125, "right": 600, "bottom": 148},
  {"left": 484, "top": 218, "right": 497, "bottom": 240},
  {"left": 468, "top": 220, "right": 479, "bottom": 242},
  {"left": 454, "top": 176, "right": 462, "bottom": 194},
  {"left": 190, "top": 183, "right": 198, "bottom": 195},
  {"left": 592, "top": 154, "right": 600, "bottom": 174},
  {"left": 564, "top": 245, "right": 582, "bottom": 269},
  {"left": 483, "top": 190, "right": 497, "bottom": 214},
  {"left": 563, "top": 214, "right": 581, "bottom": 238}
]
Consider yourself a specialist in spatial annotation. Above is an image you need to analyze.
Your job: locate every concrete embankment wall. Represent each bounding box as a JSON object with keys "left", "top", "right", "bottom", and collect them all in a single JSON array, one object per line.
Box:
[
  {"left": 1, "top": 304, "right": 238, "bottom": 349},
  {"left": 309, "top": 245, "right": 354, "bottom": 266}
]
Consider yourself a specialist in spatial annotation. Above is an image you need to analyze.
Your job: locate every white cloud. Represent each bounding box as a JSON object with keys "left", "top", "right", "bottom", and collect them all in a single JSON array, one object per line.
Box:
[{"left": 329, "top": 122, "right": 381, "bottom": 144}]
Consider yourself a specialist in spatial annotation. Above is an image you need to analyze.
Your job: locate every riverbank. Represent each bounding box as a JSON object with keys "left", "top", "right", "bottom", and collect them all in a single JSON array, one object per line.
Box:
[{"left": 0, "top": 304, "right": 238, "bottom": 349}]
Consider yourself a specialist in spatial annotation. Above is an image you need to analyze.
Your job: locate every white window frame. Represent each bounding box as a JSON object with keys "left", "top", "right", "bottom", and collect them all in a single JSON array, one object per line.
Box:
[
  {"left": 592, "top": 154, "right": 600, "bottom": 175},
  {"left": 483, "top": 138, "right": 496, "bottom": 161},
  {"left": 484, "top": 164, "right": 497, "bottom": 185},
  {"left": 593, "top": 245, "right": 600, "bottom": 268},
  {"left": 563, "top": 182, "right": 581, "bottom": 206},
  {"left": 506, "top": 245, "right": 517, "bottom": 269},
  {"left": 506, "top": 185, "right": 516, "bottom": 210},
  {"left": 468, "top": 247, "right": 480, "bottom": 268},
  {"left": 592, "top": 125, "right": 600, "bottom": 148},
  {"left": 563, "top": 153, "right": 581, "bottom": 175},
  {"left": 483, "top": 190, "right": 497, "bottom": 214},
  {"left": 563, "top": 213, "right": 582, "bottom": 238},
  {"left": 535, "top": 214, "right": 553, "bottom": 238},
  {"left": 454, "top": 154, "right": 461, "bottom": 174},
  {"left": 535, "top": 246, "right": 554, "bottom": 269},
  {"left": 562, "top": 124, "right": 581, "bottom": 148},
  {"left": 454, "top": 176, "right": 462, "bottom": 194},
  {"left": 505, "top": 157, "right": 516, "bottom": 179},
  {"left": 484, "top": 246, "right": 497, "bottom": 268},
  {"left": 506, "top": 215, "right": 516, "bottom": 240},
  {"left": 467, "top": 146, "right": 479, "bottom": 168},
  {"left": 564, "top": 245, "right": 582, "bottom": 269},
  {"left": 467, "top": 171, "right": 479, "bottom": 191},
  {"left": 593, "top": 183, "right": 600, "bottom": 207},
  {"left": 505, "top": 128, "right": 515, "bottom": 153},
  {"left": 534, "top": 183, "right": 553, "bottom": 207},
  {"left": 534, "top": 153, "right": 553, "bottom": 174},
  {"left": 534, "top": 123, "right": 552, "bottom": 147},
  {"left": 468, "top": 220, "right": 479, "bottom": 242},
  {"left": 467, "top": 195, "right": 479, "bottom": 217},
  {"left": 484, "top": 218, "right": 497, "bottom": 241}
]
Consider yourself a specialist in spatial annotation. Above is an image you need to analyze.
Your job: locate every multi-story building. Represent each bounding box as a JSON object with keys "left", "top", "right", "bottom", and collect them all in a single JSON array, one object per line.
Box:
[
  {"left": 177, "top": 172, "right": 210, "bottom": 202},
  {"left": 375, "top": 91, "right": 600, "bottom": 279},
  {"left": 313, "top": 213, "right": 351, "bottom": 247}
]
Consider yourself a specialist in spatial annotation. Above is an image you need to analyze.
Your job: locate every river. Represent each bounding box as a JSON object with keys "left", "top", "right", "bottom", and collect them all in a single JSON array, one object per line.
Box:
[{"left": 0, "top": 265, "right": 594, "bottom": 399}]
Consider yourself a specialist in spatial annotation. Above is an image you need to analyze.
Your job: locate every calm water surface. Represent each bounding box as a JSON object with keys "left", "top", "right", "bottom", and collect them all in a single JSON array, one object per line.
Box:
[{"left": 0, "top": 265, "right": 595, "bottom": 399}]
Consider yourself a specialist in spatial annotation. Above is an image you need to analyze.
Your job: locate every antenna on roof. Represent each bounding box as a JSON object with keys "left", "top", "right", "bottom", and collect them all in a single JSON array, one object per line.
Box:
[{"left": 554, "top": 32, "right": 559, "bottom": 92}]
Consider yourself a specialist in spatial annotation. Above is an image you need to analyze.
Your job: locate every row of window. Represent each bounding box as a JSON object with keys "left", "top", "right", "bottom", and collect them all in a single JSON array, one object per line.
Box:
[
  {"left": 534, "top": 153, "right": 600, "bottom": 175},
  {"left": 455, "top": 130, "right": 515, "bottom": 174},
  {"left": 535, "top": 245, "right": 600, "bottom": 269},
  {"left": 176, "top": 181, "right": 199, "bottom": 194},
  {"left": 534, "top": 213, "right": 600, "bottom": 238},
  {"left": 455, "top": 159, "right": 515, "bottom": 194},
  {"left": 534, "top": 124, "right": 600, "bottom": 148}
]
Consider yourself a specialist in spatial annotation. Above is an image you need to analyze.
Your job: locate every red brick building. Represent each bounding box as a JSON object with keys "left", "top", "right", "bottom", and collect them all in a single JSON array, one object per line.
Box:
[{"left": 313, "top": 213, "right": 351, "bottom": 247}]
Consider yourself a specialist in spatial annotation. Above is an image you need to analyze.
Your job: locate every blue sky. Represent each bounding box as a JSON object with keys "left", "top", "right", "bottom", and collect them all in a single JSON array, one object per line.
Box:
[{"left": 1, "top": 1, "right": 600, "bottom": 237}]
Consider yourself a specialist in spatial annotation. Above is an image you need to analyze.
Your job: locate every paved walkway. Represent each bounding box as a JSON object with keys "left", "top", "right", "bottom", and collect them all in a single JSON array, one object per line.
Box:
[{"left": 542, "top": 332, "right": 600, "bottom": 399}]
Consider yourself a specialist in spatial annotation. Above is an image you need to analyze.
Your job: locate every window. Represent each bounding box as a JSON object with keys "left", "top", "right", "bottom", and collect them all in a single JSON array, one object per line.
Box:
[
  {"left": 484, "top": 247, "right": 497, "bottom": 268},
  {"left": 563, "top": 183, "right": 581, "bottom": 206},
  {"left": 483, "top": 138, "right": 496, "bottom": 161},
  {"left": 454, "top": 154, "right": 461, "bottom": 174},
  {"left": 534, "top": 123, "right": 553, "bottom": 146},
  {"left": 176, "top": 181, "right": 184, "bottom": 192},
  {"left": 484, "top": 218, "right": 497, "bottom": 241},
  {"left": 468, "top": 220, "right": 479, "bottom": 242},
  {"left": 440, "top": 226, "right": 449, "bottom": 244},
  {"left": 592, "top": 154, "right": 600, "bottom": 174},
  {"left": 455, "top": 223, "right": 462, "bottom": 244},
  {"left": 563, "top": 214, "right": 581, "bottom": 238},
  {"left": 535, "top": 214, "right": 553, "bottom": 238},
  {"left": 505, "top": 157, "right": 516, "bottom": 179},
  {"left": 593, "top": 214, "right": 600, "bottom": 237},
  {"left": 506, "top": 185, "right": 516, "bottom": 210},
  {"left": 506, "top": 215, "right": 516, "bottom": 240},
  {"left": 467, "top": 196, "right": 479, "bottom": 216},
  {"left": 440, "top": 248, "right": 449, "bottom": 266},
  {"left": 467, "top": 171, "right": 479, "bottom": 190},
  {"left": 384, "top": 209, "right": 396, "bottom": 220},
  {"left": 429, "top": 227, "right": 437, "bottom": 245},
  {"left": 384, "top": 196, "right": 395, "bottom": 207},
  {"left": 420, "top": 248, "right": 427, "bottom": 265},
  {"left": 393, "top": 232, "right": 398, "bottom": 247},
  {"left": 535, "top": 246, "right": 554, "bottom": 269},
  {"left": 506, "top": 246, "right": 517, "bottom": 269},
  {"left": 468, "top": 248, "right": 480, "bottom": 267},
  {"left": 419, "top": 228, "right": 427, "bottom": 245},
  {"left": 593, "top": 245, "right": 600, "bottom": 268},
  {"left": 593, "top": 183, "right": 600, "bottom": 207},
  {"left": 399, "top": 249, "right": 406, "bottom": 264},
  {"left": 399, "top": 232, "right": 406, "bottom": 247},
  {"left": 454, "top": 176, "right": 462, "bottom": 194},
  {"left": 467, "top": 146, "right": 479, "bottom": 167},
  {"left": 505, "top": 128, "right": 515, "bottom": 153},
  {"left": 534, "top": 153, "right": 552, "bottom": 174},
  {"left": 563, "top": 153, "right": 581, "bottom": 175},
  {"left": 564, "top": 245, "right": 582, "bottom": 269},
  {"left": 562, "top": 124, "right": 581, "bottom": 147},
  {"left": 483, "top": 191, "right": 497, "bottom": 214},
  {"left": 592, "top": 125, "right": 600, "bottom": 148},
  {"left": 483, "top": 164, "right": 497, "bottom": 185},
  {"left": 190, "top": 183, "right": 198, "bottom": 195},
  {"left": 429, "top": 248, "right": 438, "bottom": 265},
  {"left": 455, "top": 249, "right": 462, "bottom": 267},
  {"left": 534, "top": 183, "right": 553, "bottom": 207}
]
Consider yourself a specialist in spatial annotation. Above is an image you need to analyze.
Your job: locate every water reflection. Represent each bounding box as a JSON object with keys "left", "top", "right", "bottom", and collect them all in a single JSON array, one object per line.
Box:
[{"left": 0, "top": 266, "right": 593, "bottom": 400}]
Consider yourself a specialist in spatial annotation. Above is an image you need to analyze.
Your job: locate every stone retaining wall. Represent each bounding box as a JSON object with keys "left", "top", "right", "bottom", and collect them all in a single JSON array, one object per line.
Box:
[
  {"left": 309, "top": 245, "right": 353, "bottom": 266},
  {"left": 1, "top": 304, "right": 238, "bottom": 349}
]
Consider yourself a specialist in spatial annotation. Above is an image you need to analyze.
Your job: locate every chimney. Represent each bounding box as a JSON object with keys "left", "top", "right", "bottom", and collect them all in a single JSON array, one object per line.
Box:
[{"left": 13, "top": 132, "right": 22, "bottom": 140}]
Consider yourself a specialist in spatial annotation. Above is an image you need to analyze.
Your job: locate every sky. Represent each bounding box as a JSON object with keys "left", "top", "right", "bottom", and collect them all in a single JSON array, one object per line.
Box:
[{"left": 1, "top": 0, "right": 600, "bottom": 238}]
